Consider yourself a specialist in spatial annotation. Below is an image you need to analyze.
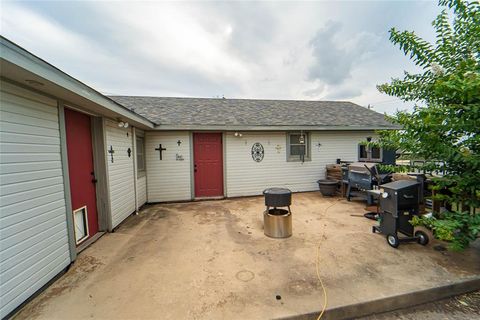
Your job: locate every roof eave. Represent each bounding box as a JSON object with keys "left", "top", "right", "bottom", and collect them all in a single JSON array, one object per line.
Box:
[{"left": 151, "top": 124, "right": 400, "bottom": 131}]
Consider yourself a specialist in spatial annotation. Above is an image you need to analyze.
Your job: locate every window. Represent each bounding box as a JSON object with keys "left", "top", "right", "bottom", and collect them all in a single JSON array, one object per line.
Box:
[
  {"left": 287, "top": 132, "right": 310, "bottom": 162},
  {"left": 358, "top": 144, "right": 383, "bottom": 162},
  {"left": 359, "top": 144, "right": 368, "bottom": 159},
  {"left": 136, "top": 137, "right": 146, "bottom": 174},
  {"left": 371, "top": 146, "right": 381, "bottom": 160}
]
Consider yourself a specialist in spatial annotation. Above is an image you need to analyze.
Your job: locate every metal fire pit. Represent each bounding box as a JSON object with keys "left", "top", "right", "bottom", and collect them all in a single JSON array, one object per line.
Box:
[
  {"left": 263, "top": 187, "right": 292, "bottom": 207},
  {"left": 263, "top": 188, "right": 292, "bottom": 238}
]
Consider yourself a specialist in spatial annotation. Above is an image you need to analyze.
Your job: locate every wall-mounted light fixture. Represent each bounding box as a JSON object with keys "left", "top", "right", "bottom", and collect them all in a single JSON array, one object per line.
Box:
[
  {"left": 177, "top": 140, "right": 182, "bottom": 146},
  {"left": 117, "top": 121, "right": 129, "bottom": 128},
  {"left": 234, "top": 132, "right": 243, "bottom": 137},
  {"left": 299, "top": 130, "right": 305, "bottom": 144}
]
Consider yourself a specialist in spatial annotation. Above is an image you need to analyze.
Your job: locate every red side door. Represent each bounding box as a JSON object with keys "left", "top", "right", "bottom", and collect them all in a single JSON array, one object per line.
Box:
[
  {"left": 193, "top": 133, "right": 224, "bottom": 197},
  {"left": 65, "top": 108, "right": 99, "bottom": 243}
]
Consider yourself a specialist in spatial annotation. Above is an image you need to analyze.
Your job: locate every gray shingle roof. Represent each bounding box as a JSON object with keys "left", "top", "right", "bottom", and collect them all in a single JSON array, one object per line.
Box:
[{"left": 109, "top": 96, "right": 396, "bottom": 129}]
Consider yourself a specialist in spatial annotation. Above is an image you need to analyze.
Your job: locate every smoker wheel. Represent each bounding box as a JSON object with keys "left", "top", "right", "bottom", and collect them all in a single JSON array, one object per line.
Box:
[
  {"left": 415, "top": 230, "right": 429, "bottom": 246},
  {"left": 386, "top": 234, "right": 400, "bottom": 248}
]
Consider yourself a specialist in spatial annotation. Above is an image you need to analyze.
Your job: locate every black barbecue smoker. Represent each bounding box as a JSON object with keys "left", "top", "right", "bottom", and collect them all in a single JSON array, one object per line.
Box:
[{"left": 372, "top": 180, "right": 429, "bottom": 248}]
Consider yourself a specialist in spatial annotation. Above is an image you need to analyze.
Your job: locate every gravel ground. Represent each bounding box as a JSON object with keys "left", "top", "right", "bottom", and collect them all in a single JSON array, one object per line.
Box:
[{"left": 357, "top": 290, "right": 480, "bottom": 320}]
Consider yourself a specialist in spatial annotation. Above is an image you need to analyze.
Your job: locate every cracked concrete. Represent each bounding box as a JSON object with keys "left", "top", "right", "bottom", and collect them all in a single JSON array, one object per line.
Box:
[{"left": 13, "top": 192, "right": 480, "bottom": 320}]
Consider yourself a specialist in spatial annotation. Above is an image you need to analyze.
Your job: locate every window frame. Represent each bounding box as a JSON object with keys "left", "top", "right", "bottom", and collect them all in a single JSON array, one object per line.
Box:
[
  {"left": 136, "top": 136, "right": 146, "bottom": 177},
  {"left": 286, "top": 132, "right": 311, "bottom": 162},
  {"left": 358, "top": 144, "right": 383, "bottom": 162}
]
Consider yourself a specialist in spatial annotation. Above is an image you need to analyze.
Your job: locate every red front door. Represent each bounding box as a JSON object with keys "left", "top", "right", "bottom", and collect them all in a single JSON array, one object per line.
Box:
[
  {"left": 65, "top": 108, "right": 99, "bottom": 244},
  {"left": 193, "top": 133, "right": 224, "bottom": 197}
]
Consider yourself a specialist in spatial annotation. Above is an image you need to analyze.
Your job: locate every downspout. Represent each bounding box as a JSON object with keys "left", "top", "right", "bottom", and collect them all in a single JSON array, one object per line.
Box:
[
  {"left": 132, "top": 127, "right": 139, "bottom": 214},
  {"left": 102, "top": 118, "right": 114, "bottom": 231}
]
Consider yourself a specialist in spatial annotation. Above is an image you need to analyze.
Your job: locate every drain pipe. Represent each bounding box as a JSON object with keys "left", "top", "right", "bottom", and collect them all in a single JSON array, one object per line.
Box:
[{"left": 132, "top": 127, "right": 139, "bottom": 215}]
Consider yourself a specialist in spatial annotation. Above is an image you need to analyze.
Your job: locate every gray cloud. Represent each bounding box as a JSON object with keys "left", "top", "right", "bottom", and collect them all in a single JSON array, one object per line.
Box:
[
  {"left": 308, "top": 21, "right": 381, "bottom": 87},
  {"left": 323, "top": 86, "right": 362, "bottom": 100},
  {"left": 308, "top": 21, "right": 354, "bottom": 85},
  {"left": 303, "top": 84, "right": 326, "bottom": 98},
  {"left": 305, "top": 20, "right": 385, "bottom": 100},
  {"left": 1, "top": 1, "right": 440, "bottom": 113}
]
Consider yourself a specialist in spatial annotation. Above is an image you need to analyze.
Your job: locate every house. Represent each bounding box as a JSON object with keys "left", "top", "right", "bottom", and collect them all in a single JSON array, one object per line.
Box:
[
  {"left": 0, "top": 37, "right": 153, "bottom": 319},
  {"left": 109, "top": 96, "right": 395, "bottom": 201},
  {"left": 0, "top": 36, "right": 396, "bottom": 318}
]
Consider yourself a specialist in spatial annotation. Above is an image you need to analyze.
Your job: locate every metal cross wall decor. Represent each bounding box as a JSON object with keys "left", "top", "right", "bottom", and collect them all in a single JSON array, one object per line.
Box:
[
  {"left": 251, "top": 142, "right": 264, "bottom": 162},
  {"left": 108, "top": 145, "right": 115, "bottom": 163},
  {"left": 155, "top": 144, "right": 167, "bottom": 160}
]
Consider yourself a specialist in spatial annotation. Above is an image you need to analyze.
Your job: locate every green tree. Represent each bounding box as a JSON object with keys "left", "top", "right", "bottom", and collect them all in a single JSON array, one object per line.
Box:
[{"left": 377, "top": 0, "right": 480, "bottom": 250}]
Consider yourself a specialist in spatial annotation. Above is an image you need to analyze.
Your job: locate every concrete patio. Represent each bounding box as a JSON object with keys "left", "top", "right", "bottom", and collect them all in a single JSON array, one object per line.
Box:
[{"left": 13, "top": 192, "right": 480, "bottom": 320}]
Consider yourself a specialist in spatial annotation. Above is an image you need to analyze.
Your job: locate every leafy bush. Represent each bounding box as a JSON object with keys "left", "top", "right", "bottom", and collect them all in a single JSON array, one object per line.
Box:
[{"left": 377, "top": 0, "right": 480, "bottom": 250}]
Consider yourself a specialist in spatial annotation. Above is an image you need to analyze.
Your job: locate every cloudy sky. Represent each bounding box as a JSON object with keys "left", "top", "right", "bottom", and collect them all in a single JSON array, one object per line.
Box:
[{"left": 1, "top": 1, "right": 441, "bottom": 114}]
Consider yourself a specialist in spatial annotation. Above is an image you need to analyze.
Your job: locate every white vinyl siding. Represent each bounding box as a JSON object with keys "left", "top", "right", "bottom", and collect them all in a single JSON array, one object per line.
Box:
[
  {"left": 225, "top": 131, "right": 374, "bottom": 197},
  {"left": 145, "top": 131, "right": 191, "bottom": 202},
  {"left": 137, "top": 176, "right": 147, "bottom": 206},
  {"left": 0, "top": 81, "right": 70, "bottom": 318},
  {"left": 105, "top": 120, "right": 135, "bottom": 229}
]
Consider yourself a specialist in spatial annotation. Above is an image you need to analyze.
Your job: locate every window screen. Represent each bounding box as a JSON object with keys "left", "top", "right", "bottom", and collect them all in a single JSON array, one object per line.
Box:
[
  {"left": 359, "top": 145, "right": 368, "bottom": 160},
  {"left": 136, "top": 137, "right": 145, "bottom": 172},
  {"left": 371, "top": 146, "right": 381, "bottom": 160},
  {"left": 287, "top": 133, "right": 310, "bottom": 161}
]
